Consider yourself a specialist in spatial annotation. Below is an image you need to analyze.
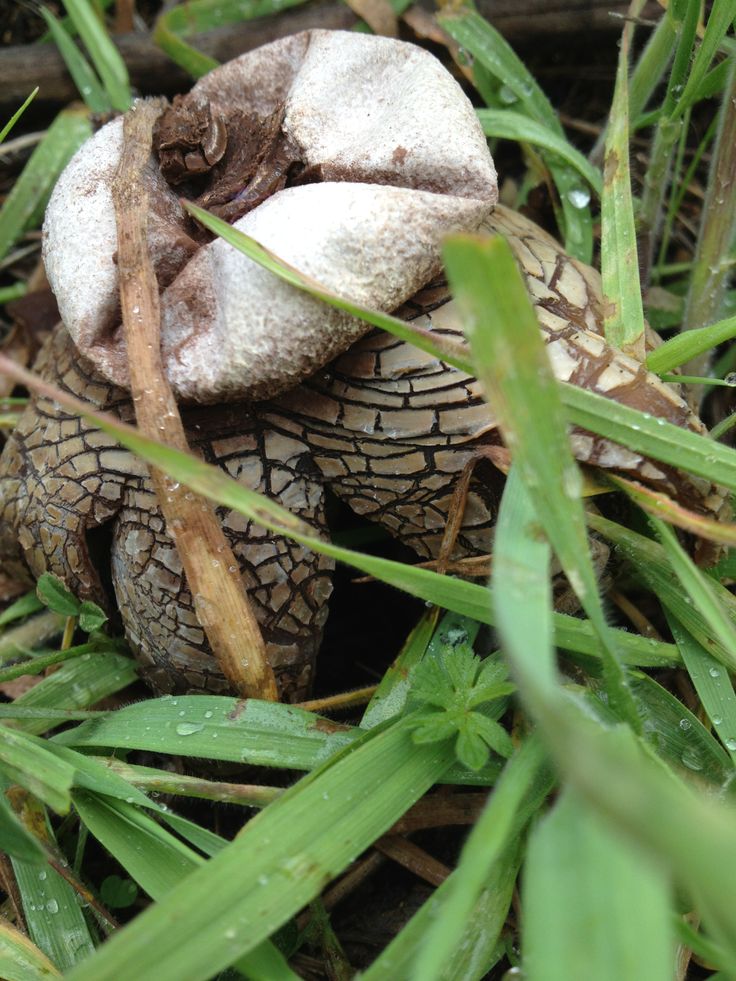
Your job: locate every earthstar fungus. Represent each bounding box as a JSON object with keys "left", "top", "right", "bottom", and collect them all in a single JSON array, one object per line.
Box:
[
  {"left": 0, "top": 30, "right": 727, "bottom": 700},
  {"left": 43, "top": 30, "right": 498, "bottom": 403}
]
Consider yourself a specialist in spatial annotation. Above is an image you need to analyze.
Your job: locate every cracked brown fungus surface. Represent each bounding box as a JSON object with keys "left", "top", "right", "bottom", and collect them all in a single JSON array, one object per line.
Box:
[{"left": 0, "top": 31, "right": 727, "bottom": 699}]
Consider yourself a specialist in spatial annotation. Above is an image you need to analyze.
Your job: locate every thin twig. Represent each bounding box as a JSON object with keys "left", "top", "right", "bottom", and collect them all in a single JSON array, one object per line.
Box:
[{"left": 111, "top": 99, "right": 277, "bottom": 701}]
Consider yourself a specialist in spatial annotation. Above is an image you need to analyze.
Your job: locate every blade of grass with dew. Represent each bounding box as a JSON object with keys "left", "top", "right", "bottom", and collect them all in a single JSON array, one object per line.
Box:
[
  {"left": 61, "top": 0, "right": 130, "bottom": 111},
  {"left": 647, "top": 313, "right": 736, "bottom": 374},
  {"left": 10, "top": 799, "right": 96, "bottom": 971},
  {"left": 476, "top": 109, "right": 602, "bottom": 195},
  {"left": 438, "top": 9, "right": 592, "bottom": 261},
  {"left": 74, "top": 791, "right": 206, "bottom": 895},
  {"left": 73, "top": 791, "right": 297, "bottom": 981},
  {"left": 0, "top": 88, "right": 38, "bottom": 145},
  {"left": 601, "top": 6, "right": 645, "bottom": 355},
  {"left": 666, "top": 613, "right": 736, "bottom": 764},
  {"left": 9, "top": 649, "right": 137, "bottom": 736},
  {"left": 39, "top": 7, "right": 110, "bottom": 113},
  {"left": 183, "top": 203, "right": 736, "bottom": 501},
  {"left": 444, "top": 234, "right": 639, "bottom": 728},
  {"left": 672, "top": 0, "right": 736, "bottom": 116},
  {"left": 363, "top": 744, "right": 551, "bottom": 981},
  {"left": 587, "top": 512, "right": 736, "bottom": 673},
  {"left": 408, "top": 735, "right": 551, "bottom": 981},
  {"left": 362, "top": 611, "right": 480, "bottom": 729},
  {"left": 0, "top": 917, "right": 61, "bottom": 980},
  {"left": 0, "top": 349, "right": 681, "bottom": 669},
  {"left": 0, "top": 728, "right": 75, "bottom": 814},
  {"left": 523, "top": 786, "right": 673, "bottom": 981},
  {"left": 629, "top": 672, "right": 732, "bottom": 783},
  {"left": 46, "top": 743, "right": 151, "bottom": 807},
  {"left": 153, "top": 0, "right": 310, "bottom": 77},
  {"left": 649, "top": 513, "right": 736, "bottom": 662},
  {"left": 64, "top": 716, "right": 455, "bottom": 981},
  {"left": 490, "top": 477, "right": 736, "bottom": 968},
  {"left": 0, "top": 107, "right": 91, "bottom": 263},
  {"left": 637, "top": 0, "right": 700, "bottom": 283},
  {"left": 54, "top": 694, "right": 357, "bottom": 769}
]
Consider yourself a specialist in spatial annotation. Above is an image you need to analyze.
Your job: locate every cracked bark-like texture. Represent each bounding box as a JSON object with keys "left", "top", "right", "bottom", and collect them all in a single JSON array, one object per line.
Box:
[
  {"left": 0, "top": 329, "right": 333, "bottom": 700},
  {"left": 0, "top": 208, "right": 725, "bottom": 696}
]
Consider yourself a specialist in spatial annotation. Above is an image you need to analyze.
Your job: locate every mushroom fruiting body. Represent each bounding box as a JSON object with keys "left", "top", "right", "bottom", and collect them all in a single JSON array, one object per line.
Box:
[
  {"left": 0, "top": 31, "right": 727, "bottom": 698},
  {"left": 43, "top": 30, "right": 497, "bottom": 403}
]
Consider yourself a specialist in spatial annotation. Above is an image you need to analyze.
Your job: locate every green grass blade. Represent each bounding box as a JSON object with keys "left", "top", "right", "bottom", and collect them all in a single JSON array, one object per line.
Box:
[
  {"left": 74, "top": 793, "right": 297, "bottom": 980},
  {"left": 444, "top": 234, "right": 639, "bottom": 727},
  {"left": 0, "top": 729, "right": 75, "bottom": 814},
  {"left": 0, "top": 591, "right": 44, "bottom": 628},
  {"left": 74, "top": 792, "right": 204, "bottom": 895},
  {"left": 54, "top": 695, "right": 357, "bottom": 769},
  {"left": 587, "top": 513, "right": 736, "bottom": 673},
  {"left": 10, "top": 650, "right": 136, "bottom": 736},
  {"left": 439, "top": 9, "right": 592, "bottom": 261},
  {"left": 601, "top": 11, "right": 645, "bottom": 354},
  {"left": 93, "top": 758, "right": 281, "bottom": 807},
  {"left": 153, "top": 0, "right": 309, "bottom": 77},
  {"left": 561, "top": 382, "right": 736, "bottom": 491},
  {"left": 523, "top": 787, "right": 674, "bottom": 981},
  {"left": 649, "top": 514, "right": 736, "bottom": 664},
  {"left": 628, "top": 10, "right": 677, "bottom": 120},
  {"left": 673, "top": 0, "right": 736, "bottom": 116},
  {"left": 409, "top": 736, "right": 549, "bottom": 981},
  {"left": 0, "top": 917, "right": 61, "bottom": 980},
  {"left": 12, "top": 814, "right": 96, "bottom": 971},
  {"left": 0, "top": 88, "right": 38, "bottom": 145},
  {"left": 646, "top": 313, "right": 736, "bottom": 374},
  {"left": 61, "top": 0, "right": 131, "bottom": 112},
  {"left": 476, "top": 109, "right": 602, "bottom": 195},
  {"left": 630, "top": 673, "right": 732, "bottom": 783},
  {"left": 0, "top": 107, "right": 91, "bottom": 263},
  {"left": 667, "top": 614, "right": 736, "bottom": 763},
  {"left": 64, "top": 718, "right": 454, "bottom": 981},
  {"left": 39, "top": 7, "right": 109, "bottom": 113}
]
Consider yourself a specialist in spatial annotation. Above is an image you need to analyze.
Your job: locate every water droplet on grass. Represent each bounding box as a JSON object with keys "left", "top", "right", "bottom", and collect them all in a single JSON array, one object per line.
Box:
[{"left": 176, "top": 722, "right": 204, "bottom": 736}]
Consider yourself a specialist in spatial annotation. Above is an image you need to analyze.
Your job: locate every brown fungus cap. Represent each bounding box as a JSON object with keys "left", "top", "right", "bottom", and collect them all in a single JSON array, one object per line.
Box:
[{"left": 43, "top": 30, "right": 497, "bottom": 403}]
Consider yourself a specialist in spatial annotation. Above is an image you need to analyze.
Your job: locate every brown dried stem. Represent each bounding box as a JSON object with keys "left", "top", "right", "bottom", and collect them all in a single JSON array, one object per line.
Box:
[{"left": 111, "top": 99, "right": 277, "bottom": 701}]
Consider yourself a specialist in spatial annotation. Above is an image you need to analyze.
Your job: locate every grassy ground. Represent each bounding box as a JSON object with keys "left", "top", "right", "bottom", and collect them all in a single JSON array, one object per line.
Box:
[{"left": 1, "top": 1, "right": 736, "bottom": 979}]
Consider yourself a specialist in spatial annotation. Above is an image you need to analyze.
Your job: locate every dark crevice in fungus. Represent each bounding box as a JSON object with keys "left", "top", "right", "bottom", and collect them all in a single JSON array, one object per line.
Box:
[{"left": 153, "top": 95, "right": 322, "bottom": 228}]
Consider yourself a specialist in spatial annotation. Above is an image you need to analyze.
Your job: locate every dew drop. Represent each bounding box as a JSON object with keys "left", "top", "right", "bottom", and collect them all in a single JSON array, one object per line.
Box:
[
  {"left": 176, "top": 722, "right": 205, "bottom": 736},
  {"left": 567, "top": 187, "right": 591, "bottom": 209},
  {"left": 680, "top": 749, "right": 703, "bottom": 771}
]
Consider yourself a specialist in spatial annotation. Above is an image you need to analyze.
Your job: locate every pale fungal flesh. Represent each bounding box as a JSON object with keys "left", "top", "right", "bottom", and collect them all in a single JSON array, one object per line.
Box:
[
  {"left": 0, "top": 33, "right": 727, "bottom": 697},
  {"left": 43, "top": 30, "right": 497, "bottom": 403}
]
